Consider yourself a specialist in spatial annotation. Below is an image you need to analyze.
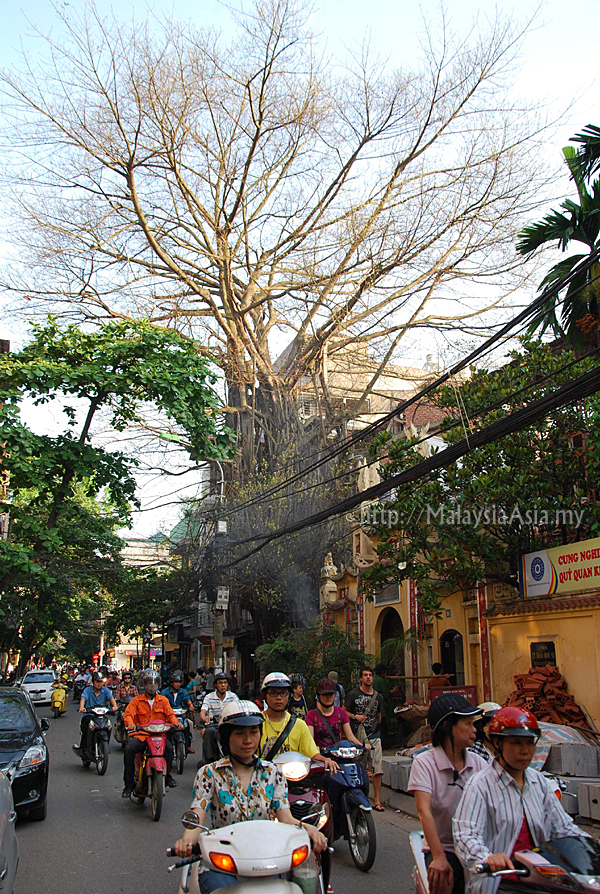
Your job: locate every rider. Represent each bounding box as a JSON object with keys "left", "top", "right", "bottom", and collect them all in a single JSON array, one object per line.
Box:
[
  {"left": 407, "top": 694, "right": 487, "bottom": 894},
  {"left": 306, "top": 677, "right": 368, "bottom": 750},
  {"left": 173, "top": 700, "right": 327, "bottom": 893},
  {"left": 198, "top": 671, "right": 239, "bottom": 765},
  {"left": 121, "top": 670, "right": 183, "bottom": 798},
  {"left": 74, "top": 671, "right": 118, "bottom": 753},
  {"left": 161, "top": 670, "right": 196, "bottom": 754},
  {"left": 114, "top": 670, "right": 138, "bottom": 702},
  {"left": 453, "top": 706, "right": 586, "bottom": 894},
  {"left": 469, "top": 702, "right": 502, "bottom": 763},
  {"left": 259, "top": 672, "right": 338, "bottom": 772}
]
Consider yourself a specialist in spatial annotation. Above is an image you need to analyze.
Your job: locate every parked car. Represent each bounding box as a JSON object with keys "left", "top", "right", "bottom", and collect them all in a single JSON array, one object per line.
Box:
[
  {"left": 0, "top": 769, "right": 18, "bottom": 892},
  {"left": 18, "top": 670, "right": 57, "bottom": 706},
  {"left": 0, "top": 688, "right": 50, "bottom": 821}
]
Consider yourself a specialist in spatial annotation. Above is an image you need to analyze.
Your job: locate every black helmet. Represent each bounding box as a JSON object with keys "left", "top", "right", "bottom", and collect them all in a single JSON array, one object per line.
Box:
[
  {"left": 428, "top": 694, "right": 482, "bottom": 733},
  {"left": 91, "top": 671, "right": 104, "bottom": 683},
  {"left": 214, "top": 672, "right": 229, "bottom": 683},
  {"left": 171, "top": 671, "right": 184, "bottom": 683}
]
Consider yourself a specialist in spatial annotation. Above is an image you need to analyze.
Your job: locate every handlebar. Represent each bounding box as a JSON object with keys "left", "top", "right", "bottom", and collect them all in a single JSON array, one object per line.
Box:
[
  {"left": 475, "top": 864, "right": 529, "bottom": 877},
  {"left": 166, "top": 844, "right": 201, "bottom": 858}
]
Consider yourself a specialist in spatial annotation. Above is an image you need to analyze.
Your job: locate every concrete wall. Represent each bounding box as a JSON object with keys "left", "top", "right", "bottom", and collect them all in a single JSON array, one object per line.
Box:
[{"left": 488, "top": 608, "right": 600, "bottom": 728}]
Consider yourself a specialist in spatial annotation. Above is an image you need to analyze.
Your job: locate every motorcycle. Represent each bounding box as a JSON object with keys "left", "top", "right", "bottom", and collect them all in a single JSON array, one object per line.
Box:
[
  {"left": 411, "top": 833, "right": 600, "bottom": 894},
  {"left": 167, "top": 811, "right": 322, "bottom": 894},
  {"left": 114, "top": 697, "right": 134, "bottom": 749},
  {"left": 50, "top": 679, "right": 69, "bottom": 718},
  {"left": 320, "top": 740, "right": 376, "bottom": 872},
  {"left": 273, "top": 751, "right": 333, "bottom": 892},
  {"left": 170, "top": 707, "right": 192, "bottom": 775},
  {"left": 76, "top": 706, "right": 112, "bottom": 775},
  {"left": 73, "top": 679, "right": 87, "bottom": 704},
  {"left": 127, "top": 721, "right": 174, "bottom": 822}
]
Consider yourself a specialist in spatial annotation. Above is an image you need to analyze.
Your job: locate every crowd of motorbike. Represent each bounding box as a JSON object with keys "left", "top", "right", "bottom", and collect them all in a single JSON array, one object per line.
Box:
[{"left": 45, "top": 667, "right": 379, "bottom": 893}]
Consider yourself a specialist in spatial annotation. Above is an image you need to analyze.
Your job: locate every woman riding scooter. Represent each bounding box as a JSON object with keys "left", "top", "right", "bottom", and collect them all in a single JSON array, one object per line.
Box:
[
  {"left": 173, "top": 700, "right": 327, "bottom": 893},
  {"left": 453, "top": 706, "right": 586, "bottom": 894}
]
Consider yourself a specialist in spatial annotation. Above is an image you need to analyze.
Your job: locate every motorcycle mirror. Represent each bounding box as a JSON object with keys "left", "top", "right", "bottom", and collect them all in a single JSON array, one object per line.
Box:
[{"left": 181, "top": 810, "right": 206, "bottom": 830}]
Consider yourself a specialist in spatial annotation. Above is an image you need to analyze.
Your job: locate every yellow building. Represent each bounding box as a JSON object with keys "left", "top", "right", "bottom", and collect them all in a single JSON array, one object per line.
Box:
[{"left": 487, "top": 536, "right": 600, "bottom": 730}]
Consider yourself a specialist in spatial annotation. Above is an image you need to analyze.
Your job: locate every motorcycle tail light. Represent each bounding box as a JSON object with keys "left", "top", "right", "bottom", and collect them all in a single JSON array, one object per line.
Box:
[
  {"left": 317, "top": 803, "right": 330, "bottom": 830},
  {"left": 209, "top": 853, "right": 237, "bottom": 874},
  {"left": 291, "top": 845, "right": 309, "bottom": 868}
]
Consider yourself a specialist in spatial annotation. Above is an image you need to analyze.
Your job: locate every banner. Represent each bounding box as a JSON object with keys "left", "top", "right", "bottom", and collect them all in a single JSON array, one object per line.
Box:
[{"left": 520, "top": 536, "right": 600, "bottom": 599}]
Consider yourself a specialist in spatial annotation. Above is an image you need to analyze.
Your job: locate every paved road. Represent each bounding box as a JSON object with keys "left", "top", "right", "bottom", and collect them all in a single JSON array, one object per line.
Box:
[{"left": 14, "top": 703, "right": 419, "bottom": 893}]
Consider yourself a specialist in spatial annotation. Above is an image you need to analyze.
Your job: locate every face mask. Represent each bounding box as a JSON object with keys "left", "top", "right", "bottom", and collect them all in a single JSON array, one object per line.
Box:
[{"left": 145, "top": 684, "right": 158, "bottom": 696}]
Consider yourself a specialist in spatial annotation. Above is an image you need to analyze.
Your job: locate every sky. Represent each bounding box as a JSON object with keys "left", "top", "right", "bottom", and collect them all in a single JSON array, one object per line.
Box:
[{"left": 1, "top": 0, "right": 599, "bottom": 536}]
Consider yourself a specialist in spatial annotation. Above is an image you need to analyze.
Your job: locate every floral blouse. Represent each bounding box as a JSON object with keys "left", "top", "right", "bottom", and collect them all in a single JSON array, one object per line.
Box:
[{"left": 191, "top": 756, "right": 289, "bottom": 828}]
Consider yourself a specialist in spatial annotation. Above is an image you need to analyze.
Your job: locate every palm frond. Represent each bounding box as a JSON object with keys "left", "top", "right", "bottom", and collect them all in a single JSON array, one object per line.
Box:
[{"left": 572, "top": 124, "right": 600, "bottom": 182}]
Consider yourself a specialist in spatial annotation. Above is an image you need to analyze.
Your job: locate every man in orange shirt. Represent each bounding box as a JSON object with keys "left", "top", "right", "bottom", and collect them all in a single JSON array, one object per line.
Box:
[{"left": 122, "top": 671, "right": 182, "bottom": 798}]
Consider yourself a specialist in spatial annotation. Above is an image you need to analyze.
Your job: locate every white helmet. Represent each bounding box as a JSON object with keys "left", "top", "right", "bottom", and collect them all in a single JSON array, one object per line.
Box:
[
  {"left": 261, "top": 672, "right": 292, "bottom": 693},
  {"left": 477, "top": 701, "right": 502, "bottom": 721},
  {"left": 218, "top": 700, "right": 265, "bottom": 728}
]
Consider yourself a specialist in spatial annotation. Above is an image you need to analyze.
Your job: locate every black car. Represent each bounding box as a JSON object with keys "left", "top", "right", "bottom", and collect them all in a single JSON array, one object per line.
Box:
[{"left": 0, "top": 688, "right": 50, "bottom": 820}]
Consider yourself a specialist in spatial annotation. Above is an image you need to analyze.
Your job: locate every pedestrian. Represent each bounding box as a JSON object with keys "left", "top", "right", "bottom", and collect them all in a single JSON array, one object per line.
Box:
[
  {"left": 186, "top": 669, "right": 198, "bottom": 699},
  {"left": 328, "top": 670, "right": 345, "bottom": 707},
  {"left": 228, "top": 670, "right": 238, "bottom": 693},
  {"left": 288, "top": 675, "right": 308, "bottom": 719},
  {"left": 205, "top": 666, "right": 215, "bottom": 693},
  {"left": 345, "top": 667, "right": 385, "bottom": 810},
  {"left": 408, "top": 694, "right": 486, "bottom": 894},
  {"left": 427, "top": 663, "right": 453, "bottom": 700}
]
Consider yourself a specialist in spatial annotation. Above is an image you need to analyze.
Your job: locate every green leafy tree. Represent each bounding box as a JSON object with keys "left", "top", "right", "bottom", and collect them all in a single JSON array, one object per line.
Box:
[
  {"left": 0, "top": 319, "right": 234, "bottom": 672},
  {"left": 362, "top": 339, "right": 600, "bottom": 613},
  {"left": 517, "top": 131, "right": 600, "bottom": 347},
  {"left": 255, "top": 622, "right": 372, "bottom": 697}
]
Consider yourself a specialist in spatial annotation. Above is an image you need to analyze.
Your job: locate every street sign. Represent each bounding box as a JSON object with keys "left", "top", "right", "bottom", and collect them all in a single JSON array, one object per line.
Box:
[
  {"left": 215, "top": 586, "right": 230, "bottom": 610},
  {"left": 149, "top": 649, "right": 157, "bottom": 659},
  {"left": 92, "top": 653, "right": 100, "bottom": 660}
]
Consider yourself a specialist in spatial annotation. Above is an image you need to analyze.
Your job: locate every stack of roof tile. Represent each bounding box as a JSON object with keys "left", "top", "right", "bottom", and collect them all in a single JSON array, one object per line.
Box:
[{"left": 503, "top": 664, "right": 591, "bottom": 729}]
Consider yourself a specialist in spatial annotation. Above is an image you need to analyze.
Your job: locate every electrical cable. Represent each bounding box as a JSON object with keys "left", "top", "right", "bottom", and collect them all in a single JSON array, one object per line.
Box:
[
  {"left": 228, "top": 360, "right": 600, "bottom": 565},
  {"left": 206, "top": 343, "right": 600, "bottom": 519},
  {"left": 219, "top": 252, "right": 600, "bottom": 518}
]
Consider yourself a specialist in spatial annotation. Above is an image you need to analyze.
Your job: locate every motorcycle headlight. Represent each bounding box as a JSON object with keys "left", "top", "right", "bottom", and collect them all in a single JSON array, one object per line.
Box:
[
  {"left": 281, "top": 759, "right": 311, "bottom": 781},
  {"left": 19, "top": 745, "right": 47, "bottom": 769},
  {"left": 88, "top": 720, "right": 96, "bottom": 730},
  {"left": 106, "top": 720, "right": 112, "bottom": 729}
]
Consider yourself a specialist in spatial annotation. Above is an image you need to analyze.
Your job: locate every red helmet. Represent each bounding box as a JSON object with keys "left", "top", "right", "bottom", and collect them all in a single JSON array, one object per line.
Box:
[{"left": 488, "top": 706, "right": 541, "bottom": 740}]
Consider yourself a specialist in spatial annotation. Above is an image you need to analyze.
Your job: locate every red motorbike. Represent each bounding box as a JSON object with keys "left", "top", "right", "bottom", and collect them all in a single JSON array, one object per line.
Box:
[
  {"left": 274, "top": 751, "right": 333, "bottom": 892},
  {"left": 129, "top": 722, "right": 174, "bottom": 822}
]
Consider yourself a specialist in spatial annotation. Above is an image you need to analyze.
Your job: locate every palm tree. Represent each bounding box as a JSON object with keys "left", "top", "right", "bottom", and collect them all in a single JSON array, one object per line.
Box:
[
  {"left": 572, "top": 124, "right": 600, "bottom": 182},
  {"left": 517, "top": 140, "right": 600, "bottom": 348}
]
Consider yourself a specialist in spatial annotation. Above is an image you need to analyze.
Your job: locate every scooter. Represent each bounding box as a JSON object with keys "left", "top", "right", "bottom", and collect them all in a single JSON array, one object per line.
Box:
[
  {"left": 73, "top": 679, "right": 87, "bottom": 704},
  {"left": 76, "top": 706, "right": 112, "bottom": 775},
  {"left": 114, "top": 697, "right": 134, "bottom": 749},
  {"left": 50, "top": 679, "right": 69, "bottom": 718},
  {"left": 273, "top": 752, "right": 333, "bottom": 892},
  {"left": 170, "top": 707, "right": 192, "bottom": 775},
  {"left": 411, "top": 832, "right": 600, "bottom": 894},
  {"left": 128, "top": 721, "right": 174, "bottom": 822},
  {"left": 321, "top": 740, "right": 377, "bottom": 872},
  {"left": 167, "top": 812, "right": 322, "bottom": 894}
]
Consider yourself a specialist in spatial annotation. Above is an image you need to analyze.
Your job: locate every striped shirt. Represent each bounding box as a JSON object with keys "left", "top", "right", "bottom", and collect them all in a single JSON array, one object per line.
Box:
[
  {"left": 200, "top": 690, "right": 238, "bottom": 722},
  {"left": 453, "top": 759, "right": 585, "bottom": 894}
]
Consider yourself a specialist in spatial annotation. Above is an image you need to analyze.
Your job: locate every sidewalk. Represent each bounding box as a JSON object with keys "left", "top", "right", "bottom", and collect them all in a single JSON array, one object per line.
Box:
[{"left": 376, "top": 783, "right": 419, "bottom": 819}]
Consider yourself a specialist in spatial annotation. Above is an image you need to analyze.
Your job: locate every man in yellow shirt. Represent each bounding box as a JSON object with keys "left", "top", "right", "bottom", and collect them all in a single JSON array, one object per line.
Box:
[{"left": 259, "top": 672, "right": 337, "bottom": 771}]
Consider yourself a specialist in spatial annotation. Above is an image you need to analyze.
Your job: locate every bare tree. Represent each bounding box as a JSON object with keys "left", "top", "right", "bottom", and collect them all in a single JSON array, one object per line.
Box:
[{"left": 1, "top": 0, "right": 550, "bottom": 472}]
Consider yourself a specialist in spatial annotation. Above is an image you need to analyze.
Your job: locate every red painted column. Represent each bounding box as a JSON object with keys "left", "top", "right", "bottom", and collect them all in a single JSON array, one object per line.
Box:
[
  {"left": 409, "top": 579, "right": 419, "bottom": 698},
  {"left": 478, "top": 581, "right": 492, "bottom": 702}
]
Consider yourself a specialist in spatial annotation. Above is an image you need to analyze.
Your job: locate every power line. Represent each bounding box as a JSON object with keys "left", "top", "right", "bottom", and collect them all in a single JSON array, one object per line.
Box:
[
  {"left": 221, "top": 251, "right": 600, "bottom": 519},
  {"left": 229, "top": 360, "right": 600, "bottom": 564}
]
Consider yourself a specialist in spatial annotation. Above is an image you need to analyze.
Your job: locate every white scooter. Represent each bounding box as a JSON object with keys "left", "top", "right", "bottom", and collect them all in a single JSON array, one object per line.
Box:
[{"left": 168, "top": 812, "right": 323, "bottom": 894}]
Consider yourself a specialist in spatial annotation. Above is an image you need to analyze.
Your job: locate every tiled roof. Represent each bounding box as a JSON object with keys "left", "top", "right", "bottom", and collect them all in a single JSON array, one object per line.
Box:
[{"left": 486, "top": 592, "right": 600, "bottom": 617}]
